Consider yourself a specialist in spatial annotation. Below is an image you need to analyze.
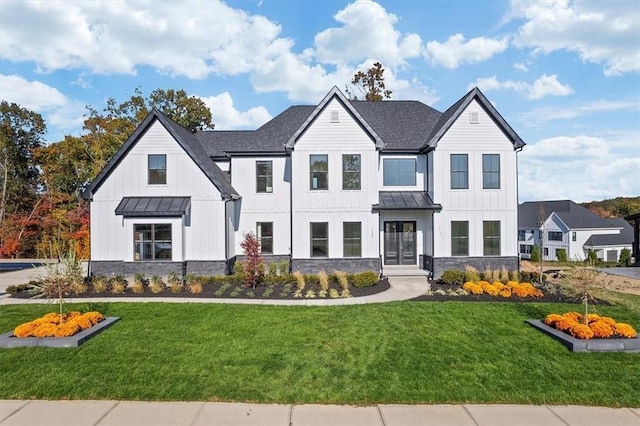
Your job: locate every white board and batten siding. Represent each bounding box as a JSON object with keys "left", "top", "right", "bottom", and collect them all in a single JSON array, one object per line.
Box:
[
  {"left": 90, "top": 120, "right": 227, "bottom": 262},
  {"left": 290, "top": 98, "right": 379, "bottom": 259},
  {"left": 230, "top": 156, "right": 291, "bottom": 255},
  {"left": 431, "top": 99, "right": 519, "bottom": 258}
]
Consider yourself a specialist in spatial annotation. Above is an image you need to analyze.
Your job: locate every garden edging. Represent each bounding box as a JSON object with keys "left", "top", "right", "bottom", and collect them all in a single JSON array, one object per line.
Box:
[{"left": 0, "top": 317, "right": 120, "bottom": 348}]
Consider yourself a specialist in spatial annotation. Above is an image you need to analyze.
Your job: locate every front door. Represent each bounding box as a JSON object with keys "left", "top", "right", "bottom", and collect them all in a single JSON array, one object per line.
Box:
[{"left": 384, "top": 221, "right": 416, "bottom": 265}]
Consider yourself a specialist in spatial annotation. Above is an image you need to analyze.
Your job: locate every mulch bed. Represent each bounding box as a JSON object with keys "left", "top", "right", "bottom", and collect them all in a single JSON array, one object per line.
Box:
[
  {"left": 8, "top": 279, "right": 390, "bottom": 301},
  {"left": 410, "top": 281, "right": 612, "bottom": 305}
]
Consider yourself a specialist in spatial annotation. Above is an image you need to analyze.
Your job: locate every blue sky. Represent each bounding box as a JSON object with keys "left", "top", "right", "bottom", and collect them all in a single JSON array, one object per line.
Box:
[{"left": 1, "top": 0, "right": 638, "bottom": 203}]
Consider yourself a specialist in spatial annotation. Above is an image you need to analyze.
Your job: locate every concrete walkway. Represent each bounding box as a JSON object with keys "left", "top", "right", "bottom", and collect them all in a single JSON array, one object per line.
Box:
[{"left": 1, "top": 400, "right": 639, "bottom": 426}]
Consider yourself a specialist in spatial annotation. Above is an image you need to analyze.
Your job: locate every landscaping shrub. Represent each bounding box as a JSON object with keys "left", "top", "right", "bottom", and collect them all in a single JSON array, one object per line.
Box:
[
  {"left": 109, "top": 275, "right": 127, "bottom": 294},
  {"left": 278, "top": 260, "right": 289, "bottom": 276},
  {"left": 268, "top": 262, "right": 278, "bottom": 276},
  {"left": 587, "top": 249, "right": 598, "bottom": 264},
  {"left": 92, "top": 275, "right": 109, "bottom": 293},
  {"left": 464, "top": 265, "right": 480, "bottom": 282},
  {"left": 318, "top": 270, "right": 329, "bottom": 291},
  {"left": 132, "top": 273, "right": 147, "bottom": 294},
  {"left": 439, "top": 269, "right": 465, "bottom": 285},
  {"left": 544, "top": 312, "right": 637, "bottom": 339},
  {"left": 350, "top": 271, "right": 379, "bottom": 288},
  {"left": 6, "top": 285, "right": 17, "bottom": 294},
  {"left": 530, "top": 245, "right": 541, "bottom": 262},
  {"left": 334, "top": 270, "right": 349, "bottom": 290},
  {"left": 556, "top": 248, "right": 568, "bottom": 262},
  {"left": 149, "top": 276, "right": 165, "bottom": 293},
  {"left": 13, "top": 311, "right": 104, "bottom": 338},
  {"left": 292, "top": 271, "right": 305, "bottom": 290},
  {"left": 619, "top": 248, "right": 631, "bottom": 266}
]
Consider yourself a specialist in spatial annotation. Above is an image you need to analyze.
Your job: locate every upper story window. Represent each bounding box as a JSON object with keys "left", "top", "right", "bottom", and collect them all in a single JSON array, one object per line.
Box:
[
  {"left": 310, "top": 154, "right": 328, "bottom": 190},
  {"left": 134, "top": 224, "right": 172, "bottom": 261},
  {"left": 482, "top": 154, "right": 500, "bottom": 189},
  {"left": 572, "top": 231, "right": 577, "bottom": 242},
  {"left": 518, "top": 230, "right": 526, "bottom": 241},
  {"left": 450, "top": 154, "right": 468, "bottom": 189},
  {"left": 256, "top": 160, "right": 273, "bottom": 193},
  {"left": 451, "top": 221, "right": 469, "bottom": 256},
  {"left": 148, "top": 154, "right": 166, "bottom": 185},
  {"left": 548, "top": 231, "right": 563, "bottom": 241},
  {"left": 383, "top": 158, "right": 416, "bottom": 186},
  {"left": 342, "top": 154, "right": 361, "bottom": 190},
  {"left": 483, "top": 221, "right": 501, "bottom": 256}
]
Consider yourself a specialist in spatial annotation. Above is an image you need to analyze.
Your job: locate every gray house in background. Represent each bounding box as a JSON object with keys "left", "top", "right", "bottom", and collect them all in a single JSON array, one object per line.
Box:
[{"left": 518, "top": 200, "right": 633, "bottom": 262}]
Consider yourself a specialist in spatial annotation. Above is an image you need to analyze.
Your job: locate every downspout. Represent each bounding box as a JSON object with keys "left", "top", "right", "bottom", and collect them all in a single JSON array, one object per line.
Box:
[
  {"left": 224, "top": 198, "right": 229, "bottom": 275},
  {"left": 515, "top": 145, "right": 524, "bottom": 272},
  {"left": 288, "top": 151, "right": 293, "bottom": 274}
]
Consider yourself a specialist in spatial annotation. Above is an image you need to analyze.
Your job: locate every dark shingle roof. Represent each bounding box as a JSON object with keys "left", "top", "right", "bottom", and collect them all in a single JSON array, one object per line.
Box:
[
  {"left": 584, "top": 218, "right": 634, "bottom": 246},
  {"left": 373, "top": 191, "right": 442, "bottom": 210},
  {"left": 519, "top": 200, "right": 622, "bottom": 229},
  {"left": 115, "top": 197, "right": 191, "bottom": 217}
]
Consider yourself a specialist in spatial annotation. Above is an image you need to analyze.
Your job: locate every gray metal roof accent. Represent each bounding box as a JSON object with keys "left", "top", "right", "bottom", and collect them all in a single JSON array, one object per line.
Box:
[
  {"left": 422, "top": 87, "right": 525, "bottom": 151},
  {"left": 584, "top": 218, "right": 634, "bottom": 247},
  {"left": 519, "top": 200, "right": 623, "bottom": 229},
  {"left": 285, "top": 86, "right": 385, "bottom": 150},
  {"left": 115, "top": 197, "right": 191, "bottom": 217},
  {"left": 373, "top": 191, "right": 442, "bottom": 211},
  {"left": 82, "top": 110, "right": 239, "bottom": 201}
]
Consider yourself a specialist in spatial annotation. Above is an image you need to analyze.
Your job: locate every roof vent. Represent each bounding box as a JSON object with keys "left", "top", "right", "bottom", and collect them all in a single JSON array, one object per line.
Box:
[
  {"left": 331, "top": 110, "right": 339, "bottom": 123},
  {"left": 469, "top": 111, "right": 479, "bottom": 124}
]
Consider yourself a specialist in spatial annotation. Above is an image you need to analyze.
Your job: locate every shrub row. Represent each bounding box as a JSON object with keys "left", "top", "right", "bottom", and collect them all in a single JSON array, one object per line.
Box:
[
  {"left": 462, "top": 281, "right": 544, "bottom": 298},
  {"left": 439, "top": 268, "right": 545, "bottom": 285}
]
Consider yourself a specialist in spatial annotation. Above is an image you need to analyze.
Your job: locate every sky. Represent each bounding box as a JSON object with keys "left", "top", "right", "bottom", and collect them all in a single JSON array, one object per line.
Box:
[{"left": 1, "top": 0, "right": 639, "bottom": 203}]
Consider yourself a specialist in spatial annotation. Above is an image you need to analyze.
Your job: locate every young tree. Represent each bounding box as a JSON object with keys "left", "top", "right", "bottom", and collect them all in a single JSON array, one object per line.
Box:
[
  {"left": 345, "top": 62, "right": 392, "bottom": 101},
  {"left": 240, "top": 232, "right": 264, "bottom": 289},
  {"left": 563, "top": 261, "right": 609, "bottom": 326}
]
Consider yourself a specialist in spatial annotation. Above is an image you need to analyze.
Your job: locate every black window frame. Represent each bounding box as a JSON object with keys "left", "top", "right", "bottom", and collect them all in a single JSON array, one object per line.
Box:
[
  {"left": 343, "top": 222, "right": 361, "bottom": 257},
  {"left": 310, "top": 222, "right": 328, "bottom": 257},
  {"left": 256, "top": 222, "right": 273, "bottom": 254},
  {"left": 520, "top": 244, "right": 533, "bottom": 254},
  {"left": 342, "top": 154, "right": 361, "bottom": 190},
  {"left": 133, "top": 224, "right": 172, "bottom": 261},
  {"left": 450, "top": 154, "right": 468, "bottom": 189},
  {"left": 482, "top": 154, "right": 500, "bottom": 189},
  {"left": 483, "top": 220, "right": 501, "bottom": 256},
  {"left": 256, "top": 160, "right": 273, "bottom": 193},
  {"left": 518, "top": 230, "right": 526, "bottom": 241},
  {"left": 451, "top": 221, "right": 469, "bottom": 256},
  {"left": 548, "top": 231, "right": 563, "bottom": 241},
  {"left": 310, "top": 154, "right": 328, "bottom": 190},
  {"left": 148, "top": 154, "right": 167, "bottom": 185},
  {"left": 383, "top": 158, "right": 416, "bottom": 186}
]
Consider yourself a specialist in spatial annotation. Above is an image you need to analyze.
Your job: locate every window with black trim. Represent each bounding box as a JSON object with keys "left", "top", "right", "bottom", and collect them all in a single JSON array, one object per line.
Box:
[
  {"left": 310, "top": 155, "right": 328, "bottom": 190},
  {"left": 256, "top": 161, "right": 273, "bottom": 193},
  {"left": 572, "top": 231, "right": 577, "bottom": 242},
  {"left": 256, "top": 222, "right": 273, "bottom": 254},
  {"left": 520, "top": 244, "right": 533, "bottom": 254},
  {"left": 483, "top": 221, "right": 501, "bottom": 255},
  {"left": 450, "top": 154, "right": 468, "bottom": 189},
  {"left": 343, "top": 222, "right": 361, "bottom": 257},
  {"left": 451, "top": 221, "right": 469, "bottom": 256},
  {"left": 548, "top": 231, "right": 563, "bottom": 241},
  {"left": 482, "top": 154, "right": 500, "bottom": 189},
  {"left": 310, "top": 222, "right": 328, "bottom": 257},
  {"left": 342, "top": 154, "right": 361, "bottom": 190},
  {"left": 383, "top": 158, "right": 416, "bottom": 186},
  {"left": 148, "top": 154, "right": 166, "bottom": 184},
  {"left": 134, "top": 224, "right": 172, "bottom": 260},
  {"left": 518, "top": 230, "right": 526, "bottom": 241}
]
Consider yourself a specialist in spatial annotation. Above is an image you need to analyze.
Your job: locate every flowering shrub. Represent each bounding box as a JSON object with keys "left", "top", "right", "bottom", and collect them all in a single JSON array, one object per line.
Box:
[
  {"left": 544, "top": 312, "right": 637, "bottom": 339},
  {"left": 13, "top": 311, "right": 104, "bottom": 338},
  {"left": 462, "top": 280, "right": 543, "bottom": 299}
]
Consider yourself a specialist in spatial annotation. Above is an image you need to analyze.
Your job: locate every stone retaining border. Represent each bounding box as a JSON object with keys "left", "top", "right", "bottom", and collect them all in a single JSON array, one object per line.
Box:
[
  {"left": 0, "top": 317, "right": 120, "bottom": 348},
  {"left": 526, "top": 319, "right": 640, "bottom": 352}
]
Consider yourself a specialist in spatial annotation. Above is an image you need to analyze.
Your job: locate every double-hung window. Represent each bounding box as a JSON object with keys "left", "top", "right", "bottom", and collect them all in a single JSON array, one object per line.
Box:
[
  {"left": 343, "top": 222, "right": 361, "bottom": 257},
  {"left": 451, "top": 221, "right": 469, "bottom": 256},
  {"left": 310, "top": 155, "right": 328, "bottom": 190},
  {"left": 548, "top": 231, "right": 563, "bottom": 241},
  {"left": 134, "top": 224, "right": 172, "bottom": 260},
  {"left": 256, "top": 160, "right": 273, "bottom": 193},
  {"left": 310, "top": 222, "right": 328, "bottom": 257},
  {"left": 256, "top": 222, "right": 273, "bottom": 254},
  {"left": 383, "top": 158, "right": 416, "bottom": 186},
  {"left": 450, "top": 154, "right": 468, "bottom": 189},
  {"left": 483, "top": 221, "right": 501, "bottom": 255},
  {"left": 482, "top": 154, "right": 500, "bottom": 189},
  {"left": 342, "top": 154, "right": 361, "bottom": 190},
  {"left": 148, "top": 154, "right": 166, "bottom": 184}
]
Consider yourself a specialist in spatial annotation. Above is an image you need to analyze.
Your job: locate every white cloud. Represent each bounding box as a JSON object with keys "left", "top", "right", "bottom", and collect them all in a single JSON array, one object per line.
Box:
[
  {"left": 510, "top": 0, "right": 640, "bottom": 76},
  {"left": 521, "top": 100, "right": 640, "bottom": 122},
  {"left": 469, "top": 74, "right": 573, "bottom": 100},
  {"left": 424, "top": 34, "right": 509, "bottom": 69},
  {"left": 198, "top": 92, "right": 272, "bottom": 130},
  {"left": 519, "top": 134, "right": 640, "bottom": 202},
  {"left": 513, "top": 62, "right": 528, "bottom": 72}
]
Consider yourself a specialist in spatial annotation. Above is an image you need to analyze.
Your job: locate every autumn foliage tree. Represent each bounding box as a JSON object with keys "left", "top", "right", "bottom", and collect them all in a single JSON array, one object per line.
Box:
[
  {"left": 240, "top": 232, "right": 264, "bottom": 289},
  {"left": 345, "top": 61, "right": 392, "bottom": 101}
]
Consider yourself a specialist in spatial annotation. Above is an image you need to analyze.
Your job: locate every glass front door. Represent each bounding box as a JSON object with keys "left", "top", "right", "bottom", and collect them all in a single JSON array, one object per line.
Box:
[{"left": 384, "top": 221, "right": 416, "bottom": 265}]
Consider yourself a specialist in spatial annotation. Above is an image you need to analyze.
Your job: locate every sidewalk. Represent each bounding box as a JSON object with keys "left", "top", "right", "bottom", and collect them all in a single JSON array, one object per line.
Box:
[{"left": 1, "top": 400, "right": 638, "bottom": 426}]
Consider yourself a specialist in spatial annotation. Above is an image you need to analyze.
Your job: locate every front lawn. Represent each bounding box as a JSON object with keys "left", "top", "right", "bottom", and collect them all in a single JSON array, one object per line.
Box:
[{"left": 0, "top": 301, "right": 639, "bottom": 406}]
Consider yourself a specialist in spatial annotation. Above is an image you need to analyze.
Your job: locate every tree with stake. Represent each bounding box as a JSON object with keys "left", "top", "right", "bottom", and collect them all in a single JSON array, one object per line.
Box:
[{"left": 240, "top": 232, "right": 264, "bottom": 289}]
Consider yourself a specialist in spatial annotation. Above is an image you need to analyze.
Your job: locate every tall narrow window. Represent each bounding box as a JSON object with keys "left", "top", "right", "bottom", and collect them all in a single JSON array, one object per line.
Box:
[
  {"left": 343, "top": 222, "right": 361, "bottom": 257},
  {"left": 342, "top": 154, "right": 361, "bottom": 190},
  {"left": 310, "top": 222, "right": 328, "bottom": 257},
  {"left": 518, "top": 230, "right": 526, "bottom": 241},
  {"left": 310, "top": 155, "right": 328, "bottom": 190},
  {"left": 451, "top": 221, "right": 469, "bottom": 256},
  {"left": 482, "top": 154, "right": 500, "bottom": 189},
  {"left": 450, "top": 154, "right": 468, "bottom": 189},
  {"left": 256, "top": 222, "right": 273, "bottom": 254},
  {"left": 134, "top": 224, "right": 172, "bottom": 260},
  {"left": 148, "top": 154, "right": 166, "bottom": 184},
  {"left": 483, "top": 221, "right": 501, "bottom": 256},
  {"left": 256, "top": 160, "right": 273, "bottom": 193},
  {"left": 572, "top": 231, "right": 577, "bottom": 242},
  {"left": 383, "top": 158, "right": 416, "bottom": 186}
]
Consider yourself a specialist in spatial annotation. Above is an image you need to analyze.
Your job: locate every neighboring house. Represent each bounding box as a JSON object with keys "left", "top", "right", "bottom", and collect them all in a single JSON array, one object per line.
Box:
[
  {"left": 83, "top": 86, "right": 525, "bottom": 279},
  {"left": 518, "top": 200, "right": 633, "bottom": 262}
]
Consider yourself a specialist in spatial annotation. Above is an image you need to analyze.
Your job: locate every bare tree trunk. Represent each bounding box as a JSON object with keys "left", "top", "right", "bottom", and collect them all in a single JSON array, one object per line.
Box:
[
  {"left": 15, "top": 195, "right": 42, "bottom": 255},
  {"left": 0, "top": 158, "right": 8, "bottom": 224}
]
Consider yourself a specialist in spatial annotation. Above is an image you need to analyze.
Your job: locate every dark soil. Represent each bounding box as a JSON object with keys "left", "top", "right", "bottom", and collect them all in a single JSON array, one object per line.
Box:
[
  {"left": 9, "top": 279, "right": 390, "bottom": 301},
  {"left": 410, "top": 281, "right": 612, "bottom": 305}
]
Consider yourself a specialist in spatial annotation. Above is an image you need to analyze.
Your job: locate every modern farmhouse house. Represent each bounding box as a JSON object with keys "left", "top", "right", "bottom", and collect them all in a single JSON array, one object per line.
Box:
[
  {"left": 83, "top": 87, "right": 525, "bottom": 279},
  {"left": 518, "top": 200, "right": 633, "bottom": 262}
]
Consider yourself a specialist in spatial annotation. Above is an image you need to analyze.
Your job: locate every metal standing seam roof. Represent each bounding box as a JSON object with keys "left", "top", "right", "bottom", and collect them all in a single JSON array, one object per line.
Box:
[
  {"left": 115, "top": 197, "right": 191, "bottom": 217},
  {"left": 373, "top": 191, "right": 442, "bottom": 210}
]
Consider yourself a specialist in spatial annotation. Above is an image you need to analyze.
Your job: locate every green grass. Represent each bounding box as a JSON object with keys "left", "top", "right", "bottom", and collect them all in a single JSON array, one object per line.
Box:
[{"left": 1, "top": 301, "right": 639, "bottom": 406}]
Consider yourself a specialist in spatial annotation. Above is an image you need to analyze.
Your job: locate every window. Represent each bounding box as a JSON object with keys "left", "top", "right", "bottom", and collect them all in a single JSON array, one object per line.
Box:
[
  {"left": 482, "top": 154, "right": 500, "bottom": 189},
  {"left": 572, "top": 231, "right": 577, "bottom": 242},
  {"left": 483, "top": 221, "right": 501, "bottom": 256},
  {"left": 450, "top": 154, "right": 468, "bottom": 189},
  {"left": 256, "top": 222, "right": 273, "bottom": 254},
  {"left": 342, "top": 154, "right": 361, "bottom": 190},
  {"left": 310, "top": 155, "right": 328, "bottom": 190},
  {"left": 134, "top": 224, "right": 172, "bottom": 260},
  {"left": 518, "top": 230, "right": 526, "bottom": 241},
  {"left": 343, "top": 222, "right": 361, "bottom": 257},
  {"left": 148, "top": 154, "right": 166, "bottom": 184},
  {"left": 520, "top": 244, "right": 533, "bottom": 254},
  {"left": 331, "top": 110, "right": 339, "bottom": 122},
  {"left": 548, "top": 231, "right": 563, "bottom": 241},
  {"left": 383, "top": 158, "right": 416, "bottom": 186},
  {"left": 543, "top": 247, "right": 549, "bottom": 256},
  {"left": 310, "top": 222, "right": 328, "bottom": 257},
  {"left": 451, "top": 221, "right": 469, "bottom": 256},
  {"left": 256, "top": 161, "right": 273, "bottom": 193}
]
